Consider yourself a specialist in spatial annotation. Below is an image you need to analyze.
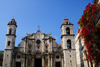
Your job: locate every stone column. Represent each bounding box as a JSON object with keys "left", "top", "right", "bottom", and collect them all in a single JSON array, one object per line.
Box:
[
  {"left": 23, "top": 58, "right": 25, "bottom": 67},
  {"left": 42, "top": 56, "right": 45, "bottom": 67},
  {"left": 48, "top": 55, "right": 51, "bottom": 67},
  {"left": 21, "top": 58, "right": 24, "bottom": 67},
  {"left": 61, "top": 57, "right": 64, "bottom": 67},
  {"left": 51, "top": 56, "right": 52, "bottom": 67},
  {"left": 32, "top": 40, "right": 34, "bottom": 53}
]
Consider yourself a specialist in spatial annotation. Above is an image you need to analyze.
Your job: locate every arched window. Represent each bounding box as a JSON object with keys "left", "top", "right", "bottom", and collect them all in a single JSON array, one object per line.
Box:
[
  {"left": 66, "top": 22, "right": 68, "bottom": 24},
  {"left": 66, "top": 27, "right": 70, "bottom": 34},
  {"left": 67, "top": 40, "right": 71, "bottom": 49},
  {"left": 8, "top": 41, "right": 11, "bottom": 46},
  {"left": 9, "top": 28, "right": 12, "bottom": 34},
  {"left": 11, "top": 21, "right": 12, "bottom": 24}
]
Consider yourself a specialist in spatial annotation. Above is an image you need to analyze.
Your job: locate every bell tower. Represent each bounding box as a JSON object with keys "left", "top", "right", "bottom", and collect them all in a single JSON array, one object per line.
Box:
[
  {"left": 61, "top": 18, "right": 76, "bottom": 67},
  {"left": 3, "top": 18, "right": 17, "bottom": 67}
]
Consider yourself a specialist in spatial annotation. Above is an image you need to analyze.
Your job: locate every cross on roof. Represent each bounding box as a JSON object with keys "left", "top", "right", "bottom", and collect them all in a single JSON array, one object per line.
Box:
[{"left": 38, "top": 26, "right": 40, "bottom": 30}]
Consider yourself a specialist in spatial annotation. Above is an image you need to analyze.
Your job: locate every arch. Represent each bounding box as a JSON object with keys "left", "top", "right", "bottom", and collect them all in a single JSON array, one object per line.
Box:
[
  {"left": 8, "top": 41, "right": 11, "bottom": 46},
  {"left": 66, "top": 22, "right": 68, "bottom": 24},
  {"left": 11, "top": 21, "right": 12, "bottom": 24},
  {"left": 67, "top": 40, "right": 71, "bottom": 49},
  {"left": 66, "top": 27, "right": 70, "bottom": 34},
  {"left": 9, "top": 28, "right": 12, "bottom": 34}
]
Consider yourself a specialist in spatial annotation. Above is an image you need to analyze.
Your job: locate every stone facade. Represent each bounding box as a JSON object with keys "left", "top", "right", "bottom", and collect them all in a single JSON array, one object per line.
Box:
[{"left": 3, "top": 18, "right": 77, "bottom": 67}]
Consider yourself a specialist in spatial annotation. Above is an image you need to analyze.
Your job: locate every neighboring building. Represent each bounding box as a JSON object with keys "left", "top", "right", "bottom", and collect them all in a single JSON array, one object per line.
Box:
[
  {"left": 75, "top": 1, "right": 100, "bottom": 67},
  {"left": 3, "top": 18, "right": 76, "bottom": 67},
  {"left": 75, "top": 12, "right": 100, "bottom": 67},
  {"left": 0, "top": 51, "right": 3, "bottom": 67},
  {"left": 75, "top": 30, "right": 94, "bottom": 67}
]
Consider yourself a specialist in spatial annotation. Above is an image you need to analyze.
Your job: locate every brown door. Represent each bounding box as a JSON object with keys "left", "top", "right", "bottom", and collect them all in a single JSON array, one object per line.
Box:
[
  {"left": 56, "top": 62, "right": 60, "bottom": 67},
  {"left": 16, "top": 62, "right": 21, "bottom": 67}
]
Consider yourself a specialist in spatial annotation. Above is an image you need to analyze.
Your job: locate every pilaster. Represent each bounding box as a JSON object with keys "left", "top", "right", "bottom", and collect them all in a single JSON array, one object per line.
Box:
[
  {"left": 42, "top": 55, "right": 45, "bottom": 67},
  {"left": 61, "top": 56, "right": 64, "bottom": 67},
  {"left": 51, "top": 55, "right": 53, "bottom": 67},
  {"left": 48, "top": 55, "right": 51, "bottom": 67}
]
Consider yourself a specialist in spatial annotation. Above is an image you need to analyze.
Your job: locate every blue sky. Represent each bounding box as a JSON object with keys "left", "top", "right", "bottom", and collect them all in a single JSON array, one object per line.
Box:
[{"left": 0, "top": 0, "right": 93, "bottom": 50}]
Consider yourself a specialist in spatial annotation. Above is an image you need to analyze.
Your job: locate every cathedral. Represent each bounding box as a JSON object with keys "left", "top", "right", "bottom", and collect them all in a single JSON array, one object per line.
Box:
[{"left": 3, "top": 18, "right": 76, "bottom": 67}]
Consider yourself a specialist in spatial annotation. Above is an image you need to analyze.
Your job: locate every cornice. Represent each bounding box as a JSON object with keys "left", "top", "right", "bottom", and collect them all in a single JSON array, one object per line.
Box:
[
  {"left": 8, "top": 24, "right": 17, "bottom": 27},
  {"left": 6, "top": 34, "right": 16, "bottom": 37},
  {"left": 60, "top": 24, "right": 73, "bottom": 28},
  {"left": 61, "top": 34, "right": 74, "bottom": 39}
]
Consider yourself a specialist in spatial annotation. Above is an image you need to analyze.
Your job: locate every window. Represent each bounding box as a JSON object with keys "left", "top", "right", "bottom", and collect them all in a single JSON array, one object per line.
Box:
[
  {"left": 70, "top": 60, "right": 72, "bottom": 63},
  {"left": 67, "top": 40, "right": 71, "bottom": 49},
  {"left": 70, "top": 60, "right": 72, "bottom": 65},
  {"left": 36, "top": 39, "right": 41, "bottom": 44},
  {"left": 8, "top": 41, "right": 11, "bottom": 46},
  {"left": 66, "top": 22, "right": 68, "bottom": 24},
  {"left": 11, "top": 21, "right": 12, "bottom": 24},
  {"left": 56, "top": 56, "right": 59, "bottom": 59},
  {"left": 66, "top": 27, "right": 70, "bottom": 34},
  {"left": 17, "top": 55, "right": 21, "bottom": 59},
  {"left": 9, "top": 28, "right": 12, "bottom": 34}
]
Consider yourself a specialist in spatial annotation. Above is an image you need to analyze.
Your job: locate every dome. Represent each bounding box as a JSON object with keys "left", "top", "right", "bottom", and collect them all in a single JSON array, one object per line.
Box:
[
  {"left": 8, "top": 18, "right": 17, "bottom": 25},
  {"left": 62, "top": 18, "right": 73, "bottom": 25}
]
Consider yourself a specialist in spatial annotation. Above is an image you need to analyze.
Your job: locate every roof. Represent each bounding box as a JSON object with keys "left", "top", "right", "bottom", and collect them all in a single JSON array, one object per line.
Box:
[
  {"left": 8, "top": 18, "right": 17, "bottom": 27},
  {"left": 62, "top": 18, "right": 73, "bottom": 25},
  {"left": 58, "top": 44, "right": 61, "bottom": 46}
]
